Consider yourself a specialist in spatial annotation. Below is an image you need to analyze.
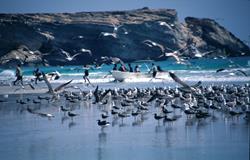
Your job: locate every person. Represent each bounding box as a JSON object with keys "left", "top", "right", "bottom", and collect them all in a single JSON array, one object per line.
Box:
[
  {"left": 118, "top": 64, "right": 127, "bottom": 72},
  {"left": 134, "top": 65, "right": 140, "bottom": 72},
  {"left": 128, "top": 63, "right": 133, "bottom": 72},
  {"left": 13, "top": 64, "right": 23, "bottom": 86},
  {"left": 33, "top": 68, "right": 42, "bottom": 84},
  {"left": 150, "top": 63, "right": 158, "bottom": 78},
  {"left": 113, "top": 64, "right": 118, "bottom": 71},
  {"left": 83, "top": 69, "right": 91, "bottom": 86}
]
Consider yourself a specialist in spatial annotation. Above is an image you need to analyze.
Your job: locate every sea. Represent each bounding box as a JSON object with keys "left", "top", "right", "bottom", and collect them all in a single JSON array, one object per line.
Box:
[
  {"left": 0, "top": 56, "right": 250, "bottom": 85},
  {"left": 0, "top": 56, "right": 249, "bottom": 160}
]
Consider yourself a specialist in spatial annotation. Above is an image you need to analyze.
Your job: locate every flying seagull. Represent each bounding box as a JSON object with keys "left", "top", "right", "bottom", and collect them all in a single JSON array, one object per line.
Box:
[
  {"left": 101, "top": 56, "right": 126, "bottom": 66},
  {"left": 80, "top": 48, "right": 92, "bottom": 56},
  {"left": 169, "top": 72, "right": 192, "bottom": 89},
  {"left": 99, "top": 23, "right": 123, "bottom": 39},
  {"left": 93, "top": 85, "right": 111, "bottom": 103},
  {"left": 61, "top": 49, "right": 82, "bottom": 61},
  {"left": 42, "top": 72, "right": 73, "bottom": 97},
  {"left": 142, "top": 40, "right": 165, "bottom": 53},
  {"left": 164, "top": 52, "right": 186, "bottom": 64}
]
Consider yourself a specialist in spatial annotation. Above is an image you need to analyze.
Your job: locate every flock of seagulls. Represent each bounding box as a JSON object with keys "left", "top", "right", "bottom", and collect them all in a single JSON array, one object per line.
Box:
[{"left": 7, "top": 70, "right": 249, "bottom": 129}]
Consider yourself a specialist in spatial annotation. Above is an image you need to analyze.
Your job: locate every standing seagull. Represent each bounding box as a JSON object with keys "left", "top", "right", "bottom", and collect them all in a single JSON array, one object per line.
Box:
[{"left": 61, "top": 49, "right": 82, "bottom": 61}]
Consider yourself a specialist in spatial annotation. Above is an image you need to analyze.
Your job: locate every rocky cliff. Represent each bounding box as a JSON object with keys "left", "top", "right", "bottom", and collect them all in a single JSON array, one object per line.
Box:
[{"left": 0, "top": 7, "right": 249, "bottom": 66}]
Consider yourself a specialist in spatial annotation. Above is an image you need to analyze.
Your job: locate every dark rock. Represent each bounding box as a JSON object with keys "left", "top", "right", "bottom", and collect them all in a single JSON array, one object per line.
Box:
[{"left": 0, "top": 8, "right": 249, "bottom": 67}]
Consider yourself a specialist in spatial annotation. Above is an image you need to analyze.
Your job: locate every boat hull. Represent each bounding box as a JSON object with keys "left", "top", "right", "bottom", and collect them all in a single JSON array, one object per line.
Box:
[{"left": 111, "top": 71, "right": 151, "bottom": 81}]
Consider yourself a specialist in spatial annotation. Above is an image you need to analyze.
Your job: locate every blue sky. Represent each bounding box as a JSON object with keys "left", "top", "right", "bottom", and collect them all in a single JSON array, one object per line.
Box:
[{"left": 0, "top": 0, "right": 249, "bottom": 44}]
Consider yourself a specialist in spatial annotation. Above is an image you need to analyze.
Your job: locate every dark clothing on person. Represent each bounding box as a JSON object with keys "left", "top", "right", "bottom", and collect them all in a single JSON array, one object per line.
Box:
[
  {"left": 152, "top": 71, "right": 157, "bottom": 78},
  {"left": 83, "top": 69, "right": 91, "bottom": 85},
  {"left": 84, "top": 69, "right": 89, "bottom": 77},
  {"left": 113, "top": 64, "right": 118, "bottom": 71},
  {"left": 33, "top": 68, "right": 42, "bottom": 84},
  {"left": 128, "top": 64, "right": 133, "bottom": 72},
  {"left": 151, "top": 64, "right": 158, "bottom": 78},
  {"left": 13, "top": 65, "right": 23, "bottom": 85}
]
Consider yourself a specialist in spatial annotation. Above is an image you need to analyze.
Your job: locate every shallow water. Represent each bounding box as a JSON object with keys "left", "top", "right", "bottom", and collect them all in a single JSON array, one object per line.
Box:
[{"left": 0, "top": 93, "right": 249, "bottom": 160}]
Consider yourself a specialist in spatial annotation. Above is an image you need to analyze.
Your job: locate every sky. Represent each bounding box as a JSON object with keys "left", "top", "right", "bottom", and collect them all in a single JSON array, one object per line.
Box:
[{"left": 0, "top": 0, "right": 249, "bottom": 45}]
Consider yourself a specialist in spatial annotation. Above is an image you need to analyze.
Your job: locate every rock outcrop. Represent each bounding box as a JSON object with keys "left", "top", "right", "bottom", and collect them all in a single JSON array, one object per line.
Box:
[{"left": 0, "top": 7, "right": 249, "bottom": 66}]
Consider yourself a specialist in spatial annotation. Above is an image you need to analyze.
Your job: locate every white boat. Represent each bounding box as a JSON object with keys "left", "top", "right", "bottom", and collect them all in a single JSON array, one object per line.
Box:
[{"left": 111, "top": 71, "right": 151, "bottom": 81}]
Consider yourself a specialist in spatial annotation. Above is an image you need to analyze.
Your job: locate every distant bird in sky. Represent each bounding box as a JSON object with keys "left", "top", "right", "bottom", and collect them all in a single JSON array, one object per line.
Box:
[{"left": 60, "top": 49, "right": 82, "bottom": 61}]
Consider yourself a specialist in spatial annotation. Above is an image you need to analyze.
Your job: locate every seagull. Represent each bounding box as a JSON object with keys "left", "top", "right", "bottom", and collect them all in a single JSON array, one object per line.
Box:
[
  {"left": 142, "top": 40, "right": 165, "bottom": 53},
  {"left": 93, "top": 86, "right": 112, "bottom": 103},
  {"left": 216, "top": 68, "right": 248, "bottom": 76},
  {"left": 194, "top": 50, "right": 215, "bottom": 58},
  {"left": 60, "top": 106, "right": 70, "bottom": 114},
  {"left": 101, "top": 56, "right": 125, "bottom": 66},
  {"left": 68, "top": 112, "right": 79, "bottom": 120},
  {"left": 99, "top": 23, "right": 123, "bottom": 39},
  {"left": 37, "top": 112, "right": 55, "bottom": 119},
  {"left": 80, "top": 48, "right": 92, "bottom": 56},
  {"left": 158, "top": 21, "right": 173, "bottom": 30},
  {"left": 168, "top": 72, "right": 193, "bottom": 90},
  {"left": 99, "top": 32, "right": 117, "bottom": 38},
  {"left": 112, "top": 23, "right": 123, "bottom": 33},
  {"left": 97, "top": 120, "right": 110, "bottom": 127},
  {"left": 164, "top": 52, "right": 186, "bottom": 64},
  {"left": 42, "top": 72, "right": 73, "bottom": 99},
  {"left": 60, "top": 49, "right": 82, "bottom": 61}
]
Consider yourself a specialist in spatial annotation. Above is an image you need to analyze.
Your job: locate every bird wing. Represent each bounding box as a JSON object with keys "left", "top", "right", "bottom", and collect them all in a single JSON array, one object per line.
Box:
[
  {"left": 236, "top": 69, "right": 248, "bottom": 77},
  {"left": 166, "top": 52, "right": 180, "bottom": 62},
  {"left": 147, "top": 93, "right": 160, "bottom": 103},
  {"left": 61, "top": 49, "right": 70, "bottom": 58},
  {"left": 169, "top": 72, "right": 191, "bottom": 89},
  {"left": 81, "top": 49, "right": 92, "bottom": 54},
  {"left": 71, "top": 52, "right": 82, "bottom": 59},
  {"left": 142, "top": 40, "right": 165, "bottom": 53},
  {"left": 28, "top": 83, "right": 35, "bottom": 90},
  {"left": 54, "top": 79, "right": 73, "bottom": 92},
  {"left": 42, "top": 72, "right": 54, "bottom": 93},
  {"left": 99, "top": 89, "right": 111, "bottom": 102},
  {"left": 203, "top": 50, "right": 215, "bottom": 56},
  {"left": 216, "top": 68, "right": 225, "bottom": 73},
  {"left": 191, "top": 81, "right": 202, "bottom": 88}
]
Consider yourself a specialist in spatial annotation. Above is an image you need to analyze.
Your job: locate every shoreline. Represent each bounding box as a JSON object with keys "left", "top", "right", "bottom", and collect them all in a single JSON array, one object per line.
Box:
[{"left": 0, "top": 80, "right": 249, "bottom": 95}]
